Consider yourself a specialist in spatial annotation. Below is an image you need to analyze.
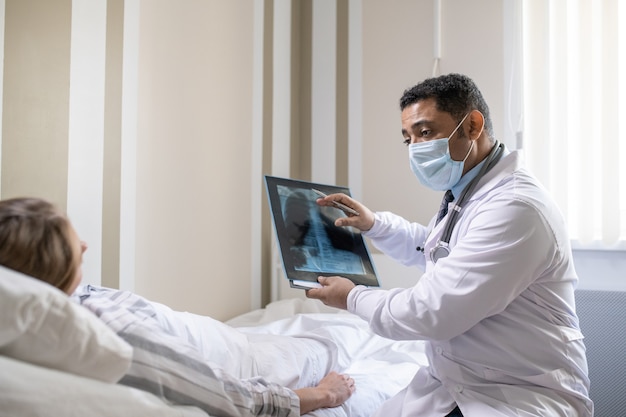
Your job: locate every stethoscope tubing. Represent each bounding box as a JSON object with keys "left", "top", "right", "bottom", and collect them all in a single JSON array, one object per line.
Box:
[{"left": 430, "top": 141, "right": 505, "bottom": 264}]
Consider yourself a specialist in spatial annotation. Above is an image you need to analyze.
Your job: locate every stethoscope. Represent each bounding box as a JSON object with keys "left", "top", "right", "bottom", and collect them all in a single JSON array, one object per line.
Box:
[{"left": 429, "top": 141, "right": 505, "bottom": 264}]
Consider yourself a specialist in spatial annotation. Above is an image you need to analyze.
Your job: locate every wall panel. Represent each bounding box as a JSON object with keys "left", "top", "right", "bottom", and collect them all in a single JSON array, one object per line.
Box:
[
  {"left": 133, "top": 1, "right": 255, "bottom": 320},
  {"left": 1, "top": 0, "right": 72, "bottom": 208}
]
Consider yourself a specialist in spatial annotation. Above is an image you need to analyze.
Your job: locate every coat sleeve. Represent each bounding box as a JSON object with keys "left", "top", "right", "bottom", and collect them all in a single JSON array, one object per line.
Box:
[
  {"left": 349, "top": 195, "right": 562, "bottom": 342},
  {"left": 364, "top": 211, "right": 430, "bottom": 270}
]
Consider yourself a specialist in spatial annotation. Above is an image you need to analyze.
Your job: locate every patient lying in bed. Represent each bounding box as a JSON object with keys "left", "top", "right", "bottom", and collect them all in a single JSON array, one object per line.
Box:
[
  {"left": 73, "top": 284, "right": 359, "bottom": 416},
  {"left": 0, "top": 197, "right": 426, "bottom": 417}
]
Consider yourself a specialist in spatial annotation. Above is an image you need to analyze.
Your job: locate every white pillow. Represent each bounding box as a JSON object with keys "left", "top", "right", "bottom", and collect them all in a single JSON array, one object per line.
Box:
[
  {"left": 0, "top": 356, "right": 208, "bottom": 417},
  {"left": 0, "top": 265, "right": 132, "bottom": 383}
]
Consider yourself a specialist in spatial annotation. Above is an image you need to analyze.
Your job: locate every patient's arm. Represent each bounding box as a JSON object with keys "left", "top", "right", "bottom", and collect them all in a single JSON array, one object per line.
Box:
[{"left": 294, "top": 371, "right": 355, "bottom": 415}]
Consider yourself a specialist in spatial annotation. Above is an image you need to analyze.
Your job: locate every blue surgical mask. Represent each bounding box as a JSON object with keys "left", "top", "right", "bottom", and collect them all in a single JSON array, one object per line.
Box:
[{"left": 408, "top": 113, "right": 472, "bottom": 191}]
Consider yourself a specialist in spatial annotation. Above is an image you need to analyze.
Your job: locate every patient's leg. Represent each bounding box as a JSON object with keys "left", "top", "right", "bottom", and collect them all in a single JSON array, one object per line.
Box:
[
  {"left": 246, "top": 333, "right": 334, "bottom": 389},
  {"left": 149, "top": 300, "right": 380, "bottom": 392},
  {"left": 151, "top": 299, "right": 339, "bottom": 390},
  {"left": 242, "top": 315, "right": 379, "bottom": 389},
  {"left": 149, "top": 300, "right": 255, "bottom": 378}
]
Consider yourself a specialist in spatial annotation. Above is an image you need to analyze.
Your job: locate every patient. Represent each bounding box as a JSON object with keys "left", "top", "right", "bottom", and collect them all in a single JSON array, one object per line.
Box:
[{"left": 0, "top": 197, "right": 355, "bottom": 416}]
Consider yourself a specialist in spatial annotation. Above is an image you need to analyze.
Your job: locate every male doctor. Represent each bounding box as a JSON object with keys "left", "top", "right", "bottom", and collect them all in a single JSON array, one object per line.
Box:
[{"left": 306, "top": 73, "right": 593, "bottom": 417}]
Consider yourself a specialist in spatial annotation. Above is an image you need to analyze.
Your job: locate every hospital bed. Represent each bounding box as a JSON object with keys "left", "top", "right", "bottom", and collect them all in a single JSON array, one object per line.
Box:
[
  {"left": 0, "top": 266, "right": 427, "bottom": 417},
  {"left": 3, "top": 263, "right": 620, "bottom": 417}
]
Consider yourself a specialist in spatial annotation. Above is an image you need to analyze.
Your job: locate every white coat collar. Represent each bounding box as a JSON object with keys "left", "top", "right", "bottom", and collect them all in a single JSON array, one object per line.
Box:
[{"left": 465, "top": 147, "right": 522, "bottom": 203}]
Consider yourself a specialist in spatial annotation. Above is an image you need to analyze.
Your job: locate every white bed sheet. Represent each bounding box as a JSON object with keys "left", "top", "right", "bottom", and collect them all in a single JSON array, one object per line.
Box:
[{"left": 225, "top": 298, "right": 428, "bottom": 417}]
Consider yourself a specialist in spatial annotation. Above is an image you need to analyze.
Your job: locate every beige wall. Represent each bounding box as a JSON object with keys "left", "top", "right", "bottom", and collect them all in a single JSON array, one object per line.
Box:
[
  {"left": 132, "top": 1, "right": 255, "bottom": 319},
  {"left": 1, "top": 0, "right": 71, "bottom": 208},
  {"left": 0, "top": 0, "right": 513, "bottom": 320}
]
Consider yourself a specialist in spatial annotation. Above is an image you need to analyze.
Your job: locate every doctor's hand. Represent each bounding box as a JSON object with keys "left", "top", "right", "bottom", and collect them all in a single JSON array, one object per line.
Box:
[
  {"left": 314, "top": 193, "right": 375, "bottom": 231},
  {"left": 305, "top": 276, "right": 355, "bottom": 310}
]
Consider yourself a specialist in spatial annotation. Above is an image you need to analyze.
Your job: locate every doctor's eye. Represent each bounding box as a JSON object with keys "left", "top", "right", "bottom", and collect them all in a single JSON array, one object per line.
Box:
[
  {"left": 420, "top": 128, "right": 432, "bottom": 138},
  {"left": 403, "top": 137, "right": 411, "bottom": 146}
]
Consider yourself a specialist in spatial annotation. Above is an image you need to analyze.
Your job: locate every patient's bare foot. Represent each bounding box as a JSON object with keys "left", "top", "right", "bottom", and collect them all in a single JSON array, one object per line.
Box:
[{"left": 294, "top": 371, "right": 355, "bottom": 415}]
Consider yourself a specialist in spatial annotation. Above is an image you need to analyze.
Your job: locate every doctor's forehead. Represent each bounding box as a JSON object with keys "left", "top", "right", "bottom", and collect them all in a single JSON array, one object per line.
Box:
[{"left": 401, "top": 100, "right": 451, "bottom": 127}]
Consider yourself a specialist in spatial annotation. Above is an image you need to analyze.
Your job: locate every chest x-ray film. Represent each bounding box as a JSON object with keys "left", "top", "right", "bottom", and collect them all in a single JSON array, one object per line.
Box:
[{"left": 264, "top": 176, "right": 380, "bottom": 289}]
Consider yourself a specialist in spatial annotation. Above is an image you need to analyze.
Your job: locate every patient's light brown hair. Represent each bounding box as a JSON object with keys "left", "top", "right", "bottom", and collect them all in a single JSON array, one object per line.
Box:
[{"left": 0, "top": 197, "right": 79, "bottom": 293}]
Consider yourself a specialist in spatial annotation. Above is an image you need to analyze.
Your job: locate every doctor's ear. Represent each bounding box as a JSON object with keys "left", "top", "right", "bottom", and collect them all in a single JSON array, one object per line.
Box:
[{"left": 467, "top": 110, "right": 485, "bottom": 140}]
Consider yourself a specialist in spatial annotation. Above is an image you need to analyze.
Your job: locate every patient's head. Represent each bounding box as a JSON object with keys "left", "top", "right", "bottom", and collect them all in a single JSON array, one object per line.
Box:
[{"left": 0, "top": 197, "right": 86, "bottom": 294}]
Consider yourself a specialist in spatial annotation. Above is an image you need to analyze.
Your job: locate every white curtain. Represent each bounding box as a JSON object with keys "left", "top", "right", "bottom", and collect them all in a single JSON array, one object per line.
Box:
[{"left": 522, "top": 0, "right": 625, "bottom": 249}]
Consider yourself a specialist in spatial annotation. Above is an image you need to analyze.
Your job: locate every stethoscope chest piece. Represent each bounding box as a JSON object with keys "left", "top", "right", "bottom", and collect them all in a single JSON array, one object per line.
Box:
[{"left": 430, "top": 241, "right": 451, "bottom": 263}]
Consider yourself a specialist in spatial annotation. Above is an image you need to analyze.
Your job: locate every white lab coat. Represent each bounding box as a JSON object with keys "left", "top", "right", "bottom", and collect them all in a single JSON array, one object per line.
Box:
[{"left": 348, "top": 150, "right": 593, "bottom": 416}]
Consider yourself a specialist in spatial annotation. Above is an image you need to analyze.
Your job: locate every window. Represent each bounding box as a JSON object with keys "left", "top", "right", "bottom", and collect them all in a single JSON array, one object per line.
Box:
[{"left": 522, "top": 0, "right": 625, "bottom": 249}]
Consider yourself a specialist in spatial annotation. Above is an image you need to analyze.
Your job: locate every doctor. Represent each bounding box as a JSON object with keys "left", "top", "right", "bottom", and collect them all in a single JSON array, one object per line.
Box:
[{"left": 306, "top": 73, "right": 593, "bottom": 417}]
